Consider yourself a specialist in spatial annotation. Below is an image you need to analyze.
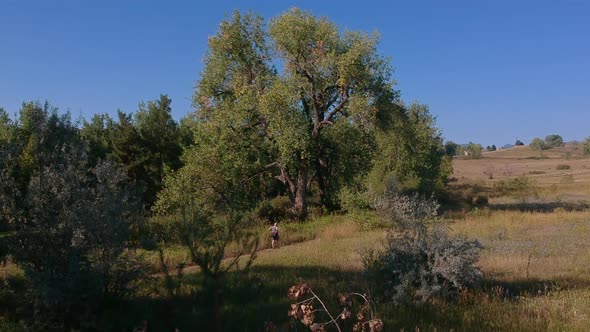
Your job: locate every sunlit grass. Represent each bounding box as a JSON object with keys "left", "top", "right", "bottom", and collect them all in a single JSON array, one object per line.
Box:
[{"left": 136, "top": 207, "right": 590, "bottom": 331}]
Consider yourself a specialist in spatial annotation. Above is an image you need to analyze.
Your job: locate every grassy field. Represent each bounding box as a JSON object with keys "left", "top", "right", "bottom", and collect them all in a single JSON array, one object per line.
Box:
[
  {"left": 453, "top": 144, "right": 590, "bottom": 206},
  {"left": 124, "top": 208, "right": 590, "bottom": 331},
  {"left": 2, "top": 144, "right": 590, "bottom": 331}
]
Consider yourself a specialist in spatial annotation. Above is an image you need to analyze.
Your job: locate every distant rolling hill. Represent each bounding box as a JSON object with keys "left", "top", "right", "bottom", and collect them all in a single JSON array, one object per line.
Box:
[{"left": 452, "top": 142, "right": 590, "bottom": 204}]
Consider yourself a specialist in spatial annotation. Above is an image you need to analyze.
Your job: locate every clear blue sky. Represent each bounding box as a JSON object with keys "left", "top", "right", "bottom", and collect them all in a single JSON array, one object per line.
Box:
[{"left": 1, "top": 0, "right": 589, "bottom": 146}]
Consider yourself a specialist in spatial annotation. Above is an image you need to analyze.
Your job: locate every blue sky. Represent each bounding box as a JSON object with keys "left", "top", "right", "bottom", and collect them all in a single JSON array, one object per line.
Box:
[{"left": 1, "top": 0, "right": 588, "bottom": 146}]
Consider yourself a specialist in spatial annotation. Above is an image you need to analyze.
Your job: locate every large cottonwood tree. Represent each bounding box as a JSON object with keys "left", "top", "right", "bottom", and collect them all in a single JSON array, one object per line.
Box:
[{"left": 181, "top": 8, "right": 398, "bottom": 216}]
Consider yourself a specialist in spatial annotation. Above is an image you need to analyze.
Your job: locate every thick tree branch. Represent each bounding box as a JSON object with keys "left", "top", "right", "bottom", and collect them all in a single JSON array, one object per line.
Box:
[
  {"left": 242, "top": 161, "right": 279, "bottom": 182},
  {"left": 276, "top": 167, "right": 296, "bottom": 198},
  {"left": 321, "top": 92, "right": 349, "bottom": 128},
  {"left": 298, "top": 68, "right": 321, "bottom": 126}
]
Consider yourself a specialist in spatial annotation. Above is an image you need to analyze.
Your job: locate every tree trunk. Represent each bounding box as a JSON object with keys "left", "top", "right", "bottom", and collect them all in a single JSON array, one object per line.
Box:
[
  {"left": 315, "top": 158, "right": 331, "bottom": 209},
  {"left": 293, "top": 165, "right": 308, "bottom": 217}
]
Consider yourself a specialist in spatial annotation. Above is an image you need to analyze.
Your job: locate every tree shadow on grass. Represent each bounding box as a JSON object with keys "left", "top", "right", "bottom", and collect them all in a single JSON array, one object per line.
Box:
[
  {"left": 104, "top": 265, "right": 365, "bottom": 332},
  {"left": 487, "top": 201, "right": 589, "bottom": 213},
  {"left": 481, "top": 275, "right": 590, "bottom": 299},
  {"left": 93, "top": 266, "right": 590, "bottom": 331}
]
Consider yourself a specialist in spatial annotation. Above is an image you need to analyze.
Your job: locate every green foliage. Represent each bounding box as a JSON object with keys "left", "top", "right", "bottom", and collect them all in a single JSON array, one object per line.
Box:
[
  {"left": 254, "top": 196, "right": 296, "bottom": 223},
  {"left": 0, "top": 108, "right": 16, "bottom": 143},
  {"left": 15, "top": 101, "right": 81, "bottom": 190},
  {"left": 108, "top": 95, "right": 183, "bottom": 208},
  {"left": 491, "top": 144, "right": 497, "bottom": 151},
  {"left": 464, "top": 142, "right": 483, "bottom": 159},
  {"left": 81, "top": 95, "right": 183, "bottom": 209},
  {"left": 80, "top": 113, "right": 115, "bottom": 165},
  {"left": 583, "top": 137, "right": 590, "bottom": 155},
  {"left": 0, "top": 103, "right": 150, "bottom": 328},
  {"left": 529, "top": 137, "right": 548, "bottom": 150},
  {"left": 450, "top": 182, "right": 489, "bottom": 208},
  {"left": 544, "top": 134, "right": 564, "bottom": 148},
  {"left": 187, "top": 8, "right": 399, "bottom": 216},
  {"left": 444, "top": 141, "right": 458, "bottom": 156},
  {"left": 338, "top": 185, "right": 372, "bottom": 213},
  {"left": 368, "top": 103, "right": 450, "bottom": 195},
  {"left": 153, "top": 197, "right": 259, "bottom": 331},
  {"left": 8, "top": 148, "right": 145, "bottom": 329},
  {"left": 515, "top": 139, "right": 524, "bottom": 146},
  {"left": 494, "top": 175, "right": 538, "bottom": 199}
]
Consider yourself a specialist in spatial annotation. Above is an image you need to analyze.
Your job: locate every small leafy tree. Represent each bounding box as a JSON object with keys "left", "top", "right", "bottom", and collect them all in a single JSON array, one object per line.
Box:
[
  {"left": 368, "top": 103, "right": 450, "bottom": 195},
  {"left": 0, "top": 102, "right": 145, "bottom": 329},
  {"left": 11, "top": 149, "right": 144, "bottom": 329},
  {"left": 583, "top": 137, "right": 590, "bottom": 155},
  {"left": 155, "top": 168, "right": 259, "bottom": 332},
  {"left": 515, "top": 139, "right": 524, "bottom": 146},
  {"left": 464, "top": 142, "right": 483, "bottom": 159},
  {"left": 529, "top": 137, "right": 547, "bottom": 150},
  {"left": 544, "top": 134, "right": 564, "bottom": 148},
  {"left": 491, "top": 144, "right": 497, "bottom": 151},
  {"left": 444, "top": 141, "right": 458, "bottom": 156},
  {"left": 80, "top": 113, "right": 115, "bottom": 166}
]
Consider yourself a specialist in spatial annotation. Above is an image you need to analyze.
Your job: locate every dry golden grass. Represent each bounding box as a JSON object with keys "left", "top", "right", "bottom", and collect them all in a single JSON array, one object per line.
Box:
[
  {"left": 254, "top": 228, "right": 385, "bottom": 271},
  {"left": 453, "top": 143, "right": 590, "bottom": 205},
  {"left": 451, "top": 210, "right": 590, "bottom": 282},
  {"left": 126, "top": 144, "right": 590, "bottom": 331}
]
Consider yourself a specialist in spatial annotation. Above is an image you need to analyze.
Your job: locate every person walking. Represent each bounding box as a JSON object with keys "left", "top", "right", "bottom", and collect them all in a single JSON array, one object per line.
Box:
[{"left": 269, "top": 222, "right": 279, "bottom": 249}]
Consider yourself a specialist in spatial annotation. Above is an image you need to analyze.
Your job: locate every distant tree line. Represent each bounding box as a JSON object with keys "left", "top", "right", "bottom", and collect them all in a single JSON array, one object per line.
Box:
[
  {"left": 529, "top": 134, "right": 564, "bottom": 150},
  {"left": 443, "top": 141, "right": 483, "bottom": 159}
]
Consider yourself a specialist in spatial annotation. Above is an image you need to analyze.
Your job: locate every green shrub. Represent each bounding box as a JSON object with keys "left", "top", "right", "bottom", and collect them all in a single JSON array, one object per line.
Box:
[
  {"left": 254, "top": 196, "right": 294, "bottom": 222},
  {"left": 0, "top": 265, "right": 27, "bottom": 320},
  {"left": 584, "top": 137, "right": 590, "bottom": 155},
  {"left": 529, "top": 137, "right": 548, "bottom": 150},
  {"left": 9, "top": 158, "right": 147, "bottom": 330},
  {"left": 338, "top": 186, "right": 371, "bottom": 213},
  {"left": 528, "top": 170, "right": 546, "bottom": 175},
  {"left": 544, "top": 134, "right": 564, "bottom": 148},
  {"left": 452, "top": 182, "right": 488, "bottom": 207},
  {"left": 471, "top": 194, "right": 489, "bottom": 206},
  {"left": 494, "top": 175, "right": 537, "bottom": 198},
  {"left": 464, "top": 142, "right": 483, "bottom": 159}
]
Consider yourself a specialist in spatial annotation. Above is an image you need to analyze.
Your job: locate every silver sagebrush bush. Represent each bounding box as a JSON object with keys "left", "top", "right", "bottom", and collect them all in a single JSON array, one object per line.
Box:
[{"left": 365, "top": 189, "right": 482, "bottom": 303}]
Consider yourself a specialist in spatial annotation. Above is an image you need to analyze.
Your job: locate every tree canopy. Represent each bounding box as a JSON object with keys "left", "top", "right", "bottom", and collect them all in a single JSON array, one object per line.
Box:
[{"left": 164, "top": 9, "right": 401, "bottom": 217}]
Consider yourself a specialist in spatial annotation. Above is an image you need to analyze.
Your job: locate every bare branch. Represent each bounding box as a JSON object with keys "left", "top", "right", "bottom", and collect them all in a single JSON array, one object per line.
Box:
[{"left": 323, "top": 92, "right": 349, "bottom": 125}]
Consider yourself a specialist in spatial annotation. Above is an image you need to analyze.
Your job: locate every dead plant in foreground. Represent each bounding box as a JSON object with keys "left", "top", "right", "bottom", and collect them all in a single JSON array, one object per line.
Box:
[{"left": 265, "top": 283, "right": 383, "bottom": 332}]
